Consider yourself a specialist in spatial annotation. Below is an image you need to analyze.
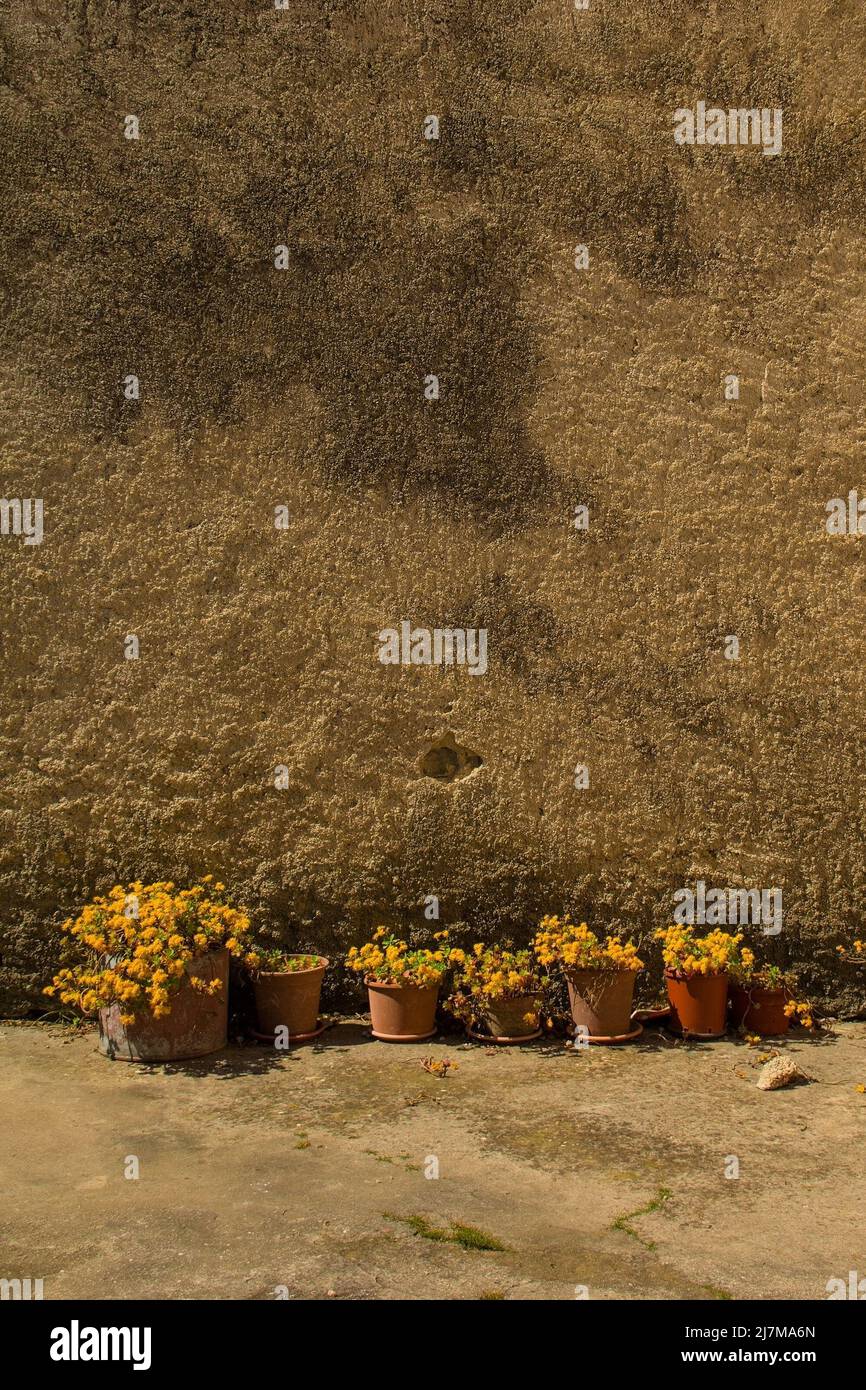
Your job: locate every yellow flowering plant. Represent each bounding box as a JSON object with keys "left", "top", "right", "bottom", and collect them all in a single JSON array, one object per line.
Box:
[
  {"left": 346, "top": 928, "right": 453, "bottom": 987},
  {"left": 655, "top": 925, "right": 746, "bottom": 977},
  {"left": 726, "top": 947, "right": 761, "bottom": 985},
  {"left": 445, "top": 944, "right": 544, "bottom": 1027},
  {"left": 783, "top": 999, "right": 816, "bottom": 1030},
  {"left": 836, "top": 939, "right": 866, "bottom": 964},
  {"left": 729, "top": 955, "right": 792, "bottom": 989},
  {"left": 533, "top": 915, "right": 644, "bottom": 972},
  {"left": 44, "top": 879, "right": 253, "bottom": 1024},
  {"left": 245, "top": 947, "right": 323, "bottom": 974},
  {"left": 729, "top": 954, "right": 814, "bottom": 1029}
]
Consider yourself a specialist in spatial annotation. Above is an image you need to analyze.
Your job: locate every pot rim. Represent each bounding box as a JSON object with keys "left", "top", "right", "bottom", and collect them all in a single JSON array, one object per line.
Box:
[
  {"left": 480, "top": 988, "right": 542, "bottom": 1004},
  {"left": 730, "top": 981, "right": 791, "bottom": 999},
  {"left": 256, "top": 955, "right": 329, "bottom": 978},
  {"left": 102, "top": 945, "right": 229, "bottom": 969},
  {"left": 565, "top": 965, "right": 640, "bottom": 977},
  {"left": 364, "top": 974, "right": 441, "bottom": 991},
  {"left": 467, "top": 1023, "right": 543, "bottom": 1044},
  {"left": 478, "top": 990, "right": 542, "bottom": 1023},
  {"left": 664, "top": 967, "right": 728, "bottom": 981}
]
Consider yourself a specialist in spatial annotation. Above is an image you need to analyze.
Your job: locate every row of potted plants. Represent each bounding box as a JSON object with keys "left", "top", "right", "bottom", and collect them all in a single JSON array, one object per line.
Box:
[{"left": 42, "top": 881, "right": 826, "bottom": 1062}]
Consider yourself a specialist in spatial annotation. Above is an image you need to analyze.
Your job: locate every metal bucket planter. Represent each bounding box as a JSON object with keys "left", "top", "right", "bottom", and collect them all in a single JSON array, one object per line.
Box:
[
  {"left": 252, "top": 956, "right": 329, "bottom": 1042},
  {"left": 98, "top": 949, "right": 229, "bottom": 1061}
]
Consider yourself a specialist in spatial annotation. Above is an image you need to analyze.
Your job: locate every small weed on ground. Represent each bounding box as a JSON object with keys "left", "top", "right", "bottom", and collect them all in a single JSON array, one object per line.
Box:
[
  {"left": 611, "top": 1186, "right": 673, "bottom": 1250},
  {"left": 384, "top": 1212, "right": 508, "bottom": 1251}
]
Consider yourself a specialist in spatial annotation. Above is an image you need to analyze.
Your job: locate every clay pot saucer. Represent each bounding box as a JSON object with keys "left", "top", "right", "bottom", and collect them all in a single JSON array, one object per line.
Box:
[
  {"left": 251, "top": 1018, "right": 329, "bottom": 1044},
  {"left": 467, "top": 1024, "right": 542, "bottom": 1045},
  {"left": 370, "top": 1026, "right": 438, "bottom": 1042},
  {"left": 633, "top": 1005, "right": 671, "bottom": 1024},
  {"left": 578, "top": 1021, "right": 643, "bottom": 1045},
  {"left": 665, "top": 1023, "right": 727, "bottom": 1040}
]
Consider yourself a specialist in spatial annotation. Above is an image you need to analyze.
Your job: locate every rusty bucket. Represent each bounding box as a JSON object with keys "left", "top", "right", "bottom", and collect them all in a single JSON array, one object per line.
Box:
[{"left": 97, "top": 949, "right": 229, "bottom": 1061}]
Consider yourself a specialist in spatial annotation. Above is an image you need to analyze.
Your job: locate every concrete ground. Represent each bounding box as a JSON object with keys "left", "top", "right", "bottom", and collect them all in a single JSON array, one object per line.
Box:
[{"left": 1, "top": 1019, "right": 864, "bottom": 1301}]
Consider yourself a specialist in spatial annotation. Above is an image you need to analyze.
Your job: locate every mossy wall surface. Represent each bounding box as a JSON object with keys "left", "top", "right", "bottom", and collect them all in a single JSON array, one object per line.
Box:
[{"left": 1, "top": 0, "right": 865, "bottom": 1013}]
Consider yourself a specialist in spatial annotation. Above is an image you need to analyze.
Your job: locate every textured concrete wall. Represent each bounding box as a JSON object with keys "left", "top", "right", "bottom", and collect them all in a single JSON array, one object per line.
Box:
[{"left": 2, "top": 0, "right": 865, "bottom": 1015}]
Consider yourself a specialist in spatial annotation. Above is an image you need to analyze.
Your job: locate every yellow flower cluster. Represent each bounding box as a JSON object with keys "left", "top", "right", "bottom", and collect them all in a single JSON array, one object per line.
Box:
[
  {"left": 783, "top": 999, "right": 815, "bottom": 1030},
  {"left": 726, "top": 946, "right": 760, "bottom": 984},
  {"left": 346, "top": 928, "right": 452, "bottom": 986},
  {"left": 533, "top": 916, "right": 644, "bottom": 972},
  {"left": 44, "top": 879, "right": 252, "bottom": 1023},
  {"left": 446, "top": 944, "right": 542, "bottom": 1025},
  {"left": 655, "top": 925, "right": 745, "bottom": 977}
]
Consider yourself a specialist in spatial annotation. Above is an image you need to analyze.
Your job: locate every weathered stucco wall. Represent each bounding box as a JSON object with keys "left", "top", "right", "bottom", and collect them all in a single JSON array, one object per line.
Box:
[{"left": 1, "top": 0, "right": 865, "bottom": 1014}]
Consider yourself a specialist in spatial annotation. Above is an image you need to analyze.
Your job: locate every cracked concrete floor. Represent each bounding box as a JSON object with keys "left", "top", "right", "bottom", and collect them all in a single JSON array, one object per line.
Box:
[{"left": 1, "top": 1019, "right": 864, "bottom": 1300}]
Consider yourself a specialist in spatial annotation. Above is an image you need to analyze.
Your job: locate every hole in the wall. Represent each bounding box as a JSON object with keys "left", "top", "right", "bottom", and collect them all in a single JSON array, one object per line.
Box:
[{"left": 419, "top": 734, "right": 483, "bottom": 783}]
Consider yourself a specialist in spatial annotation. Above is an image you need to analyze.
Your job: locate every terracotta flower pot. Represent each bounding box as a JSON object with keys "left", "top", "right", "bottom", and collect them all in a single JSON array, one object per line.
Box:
[
  {"left": 98, "top": 949, "right": 229, "bottom": 1062},
  {"left": 480, "top": 992, "right": 542, "bottom": 1042},
  {"left": 366, "top": 977, "right": 440, "bottom": 1041},
  {"left": 665, "top": 969, "right": 728, "bottom": 1038},
  {"left": 729, "top": 983, "right": 791, "bottom": 1036},
  {"left": 253, "top": 956, "right": 329, "bottom": 1039},
  {"left": 566, "top": 968, "right": 639, "bottom": 1041}
]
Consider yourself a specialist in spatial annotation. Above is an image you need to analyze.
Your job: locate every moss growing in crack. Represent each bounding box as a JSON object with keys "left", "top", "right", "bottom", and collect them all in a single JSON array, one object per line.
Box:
[
  {"left": 611, "top": 1186, "right": 673, "bottom": 1250},
  {"left": 384, "top": 1212, "right": 507, "bottom": 1252}
]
